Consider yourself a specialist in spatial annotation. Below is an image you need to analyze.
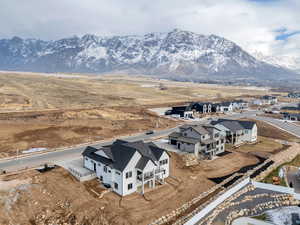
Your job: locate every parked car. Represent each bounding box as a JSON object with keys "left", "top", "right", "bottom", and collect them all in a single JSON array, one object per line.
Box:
[{"left": 145, "top": 130, "right": 154, "bottom": 135}]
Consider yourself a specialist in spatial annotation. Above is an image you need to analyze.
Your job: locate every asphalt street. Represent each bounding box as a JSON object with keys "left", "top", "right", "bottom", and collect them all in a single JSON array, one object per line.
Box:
[{"left": 1, "top": 108, "right": 299, "bottom": 172}]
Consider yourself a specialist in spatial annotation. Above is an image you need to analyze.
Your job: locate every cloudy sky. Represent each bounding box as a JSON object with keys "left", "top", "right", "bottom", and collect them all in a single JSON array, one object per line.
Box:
[{"left": 0, "top": 0, "right": 299, "bottom": 58}]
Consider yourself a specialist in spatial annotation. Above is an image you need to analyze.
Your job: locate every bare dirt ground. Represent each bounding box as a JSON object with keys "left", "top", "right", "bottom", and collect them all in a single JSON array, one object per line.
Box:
[
  {"left": 0, "top": 150, "right": 261, "bottom": 225},
  {"left": 231, "top": 136, "right": 287, "bottom": 158},
  {"left": 0, "top": 107, "right": 178, "bottom": 158}
]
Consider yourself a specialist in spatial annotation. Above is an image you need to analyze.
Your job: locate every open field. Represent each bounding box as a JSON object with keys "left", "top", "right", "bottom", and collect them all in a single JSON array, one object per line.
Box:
[
  {"left": 0, "top": 71, "right": 281, "bottom": 158},
  {"left": 0, "top": 72, "right": 277, "bottom": 112},
  {"left": 0, "top": 150, "right": 261, "bottom": 225}
]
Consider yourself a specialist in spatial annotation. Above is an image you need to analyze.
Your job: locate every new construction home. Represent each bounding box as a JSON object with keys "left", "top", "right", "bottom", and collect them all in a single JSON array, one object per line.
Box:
[
  {"left": 82, "top": 140, "right": 170, "bottom": 196},
  {"left": 210, "top": 119, "right": 257, "bottom": 146},
  {"left": 168, "top": 124, "right": 226, "bottom": 159}
]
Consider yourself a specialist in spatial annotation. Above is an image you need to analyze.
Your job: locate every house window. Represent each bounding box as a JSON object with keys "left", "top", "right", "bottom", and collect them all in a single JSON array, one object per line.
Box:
[
  {"left": 85, "top": 157, "right": 88, "bottom": 161},
  {"left": 114, "top": 182, "right": 118, "bottom": 190},
  {"left": 98, "top": 163, "right": 101, "bottom": 166},
  {"left": 202, "top": 135, "right": 205, "bottom": 139},
  {"left": 126, "top": 171, "right": 132, "bottom": 179},
  {"left": 104, "top": 166, "right": 107, "bottom": 173},
  {"left": 115, "top": 171, "right": 121, "bottom": 175},
  {"left": 160, "top": 159, "right": 168, "bottom": 165},
  {"left": 128, "top": 183, "right": 133, "bottom": 190},
  {"left": 221, "top": 139, "right": 224, "bottom": 144},
  {"left": 108, "top": 170, "right": 111, "bottom": 173},
  {"left": 221, "top": 146, "right": 224, "bottom": 150},
  {"left": 215, "top": 133, "right": 219, "bottom": 138}
]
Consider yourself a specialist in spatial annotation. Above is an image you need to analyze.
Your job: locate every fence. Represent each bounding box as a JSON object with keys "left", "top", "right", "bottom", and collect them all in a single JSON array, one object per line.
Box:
[
  {"left": 68, "top": 167, "right": 96, "bottom": 182},
  {"left": 184, "top": 177, "right": 250, "bottom": 225},
  {"left": 252, "top": 181, "right": 300, "bottom": 200}
]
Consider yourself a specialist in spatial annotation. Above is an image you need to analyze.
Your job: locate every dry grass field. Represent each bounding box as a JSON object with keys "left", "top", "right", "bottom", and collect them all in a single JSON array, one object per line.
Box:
[
  {"left": 0, "top": 71, "right": 275, "bottom": 112},
  {"left": 0, "top": 71, "right": 279, "bottom": 157}
]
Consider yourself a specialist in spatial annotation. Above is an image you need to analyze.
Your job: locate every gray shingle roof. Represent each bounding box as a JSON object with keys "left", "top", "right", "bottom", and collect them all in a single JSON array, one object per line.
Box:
[
  {"left": 211, "top": 119, "right": 256, "bottom": 131},
  {"left": 82, "top": 140, "right": 166, "bottom": 172},
  {"left": 136, "top": 158, "right": 150, "bottom": 170}
]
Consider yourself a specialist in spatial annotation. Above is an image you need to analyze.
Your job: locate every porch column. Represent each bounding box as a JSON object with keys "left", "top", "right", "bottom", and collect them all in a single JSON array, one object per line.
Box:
[
  {"left": 142, "top": 173, "right": 144, "bottom": 194},
  {"left": 153, "top": 168, "right": 156, "bottom": 188}
]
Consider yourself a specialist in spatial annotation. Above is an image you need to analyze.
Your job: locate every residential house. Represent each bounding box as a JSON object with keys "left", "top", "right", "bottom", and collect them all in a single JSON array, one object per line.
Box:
[
  {"left": 288, "top": 92, "right": 300, "bottom": 98},
  {"left": 210, "top": 119, "right": 257, "bottom": 146},
  {"left": 219, "top": 102, "right": 234, "bottom": 112},
  {"left": 261, "top": 95, "right": 278, "bottom": 105},
  {"left": 284, "top": 113, "right": 300, "bottom": 121},
  {"left": 170, "top": 105, "right": 194, "bottom": 118},
  {"left": 252, "top": 99, "right": 263, "bottom": 106},
  {"left": 211, "top": 103, "right": 221, "bottom": 113},
  {"left": 168, "top": 124, "right": 225, "bottom": 159},
  {"left": 233, "top": 100, "right": 249, "bottom": 110},
  {"left": 82, "top": 140, "right": 170, "bottom": 196},
  {"left": 190, "top": 102, "right": 212, "bottom": 114}
]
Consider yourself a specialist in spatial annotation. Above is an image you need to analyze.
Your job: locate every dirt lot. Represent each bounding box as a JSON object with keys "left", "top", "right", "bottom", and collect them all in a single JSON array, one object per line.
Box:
[
  {"left": 231, "top": 136, "right": 288, "bottom": 158},
  {"left": 0, "top": 107, "right": 178, "bottom": 158},
  {"left": 0, "top": 150, "right": 261, "bottom": 225}
]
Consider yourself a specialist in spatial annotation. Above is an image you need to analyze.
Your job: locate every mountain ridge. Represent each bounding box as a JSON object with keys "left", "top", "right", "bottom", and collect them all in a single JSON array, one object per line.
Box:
[{"left": 0, "top": 29, "right": 298, "bottom": 83}]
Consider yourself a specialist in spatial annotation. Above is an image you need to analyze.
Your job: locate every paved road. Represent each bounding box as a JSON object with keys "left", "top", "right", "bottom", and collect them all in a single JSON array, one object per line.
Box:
[
  {"left": 253, "top": 115, "right": 300, "bottom": 138},
  {"left": 0, "top": 127, "right": 178, "bottom": 172},
  {"left": 1, "top": 109, "right": 300, "bottom": 172}
]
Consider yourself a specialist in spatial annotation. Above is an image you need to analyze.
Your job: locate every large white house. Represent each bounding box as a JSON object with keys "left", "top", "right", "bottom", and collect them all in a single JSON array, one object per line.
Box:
[{"left": 82, "top": 140, "right": 170, "bottom": 196}]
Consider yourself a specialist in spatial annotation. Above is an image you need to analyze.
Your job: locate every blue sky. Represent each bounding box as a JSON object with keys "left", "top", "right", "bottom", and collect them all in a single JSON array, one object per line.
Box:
[
  {"left": 276, "top": 30, "right": 300, "bottom": 41},
  {"left": 0, "top": 0, "right": 299, "bottom": 58}
]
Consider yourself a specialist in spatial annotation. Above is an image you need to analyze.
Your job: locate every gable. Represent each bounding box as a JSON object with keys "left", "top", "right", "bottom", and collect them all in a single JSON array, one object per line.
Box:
[
  {"left": 123, "top": 151, "right": 142, "bottom": 172},
  {"left": 95, "top": 150, "right": 110, "bottom": 159},
  {"left": 143, "top": 160, "right": 156, "bottom": 172}
]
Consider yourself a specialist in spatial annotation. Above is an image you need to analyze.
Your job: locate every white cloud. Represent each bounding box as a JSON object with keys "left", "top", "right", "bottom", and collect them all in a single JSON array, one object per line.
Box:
[{"left": 0, "top": 0, "right": 299, "bottom": 58}]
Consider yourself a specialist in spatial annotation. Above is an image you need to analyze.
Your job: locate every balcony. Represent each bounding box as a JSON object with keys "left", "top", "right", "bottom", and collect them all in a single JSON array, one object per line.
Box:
[{"left": 137, "top": 169, "right": 165, "bottom": 182}]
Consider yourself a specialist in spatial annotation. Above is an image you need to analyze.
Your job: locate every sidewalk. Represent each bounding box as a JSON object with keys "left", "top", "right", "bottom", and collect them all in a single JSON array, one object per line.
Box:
[{"left": 232, "top": 217, "right": 272, "bottom": 225}]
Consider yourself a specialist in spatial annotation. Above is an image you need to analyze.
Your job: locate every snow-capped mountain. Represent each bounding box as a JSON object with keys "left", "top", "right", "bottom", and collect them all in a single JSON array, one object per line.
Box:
[
  {"left": 252, "top": 51, "right": 300, "bottom": 74},
  {"left": 0, "top": 29, "right": 297, "bottom": 81}
]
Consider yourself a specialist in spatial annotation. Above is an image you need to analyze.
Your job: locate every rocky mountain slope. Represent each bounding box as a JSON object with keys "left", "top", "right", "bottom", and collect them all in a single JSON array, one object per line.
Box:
[
  {"left": 252, "top": 51, "right": 300, "bottom": 74},
  {"left": 0, "top": 29, "right": 297, "bottom": 82}
]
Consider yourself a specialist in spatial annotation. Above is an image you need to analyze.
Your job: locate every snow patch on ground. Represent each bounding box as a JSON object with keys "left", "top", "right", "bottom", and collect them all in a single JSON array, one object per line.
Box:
[
  {"left": 22, "top": 147, "right": 47, "bottom": 154},
  {"left": 267, "top": 206, "right": 300, "bottom": 225}
]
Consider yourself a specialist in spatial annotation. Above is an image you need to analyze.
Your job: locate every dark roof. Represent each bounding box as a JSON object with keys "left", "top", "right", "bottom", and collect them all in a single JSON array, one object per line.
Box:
[
  {"left": 261, "top": 95, "right": 276, "bottom": 100},
  {"left": 211, "top": 119, "right": 244, "bottom": 132},
  {"left": 169, "top": 131, "right": 181, "bottom": 138},
  {"left": 136, "top": 158, "right": 150, "bottom": 170},
  {"left": 220, "top": 102, "right": 232, "bottom": 107},
  {"left": 123, "top": 141, "right": 157, "bottom": 163},
  {"left": 82, "top": 146, "right": 114, "bottom": 166},
  {"left": 234, "top": 99, "right": 247, "bottom": 103},
  {"left": 211, "top": 119, "right": 256, "bottom": 131},
  {"left": 82, "top": 140, "right": 166, "bottom": 172},
  {"left": 238, "top": 121, "right": 256, "bottom": 129},
  {"left": 148, "top": 142, "right": 167, "bottom": 159}
]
